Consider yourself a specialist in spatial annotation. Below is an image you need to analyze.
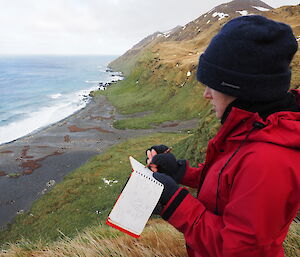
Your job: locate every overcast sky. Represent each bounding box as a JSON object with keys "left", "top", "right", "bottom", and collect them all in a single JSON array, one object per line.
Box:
[{"left": 0, "top": 0, "right": 298, "bottom": 56}]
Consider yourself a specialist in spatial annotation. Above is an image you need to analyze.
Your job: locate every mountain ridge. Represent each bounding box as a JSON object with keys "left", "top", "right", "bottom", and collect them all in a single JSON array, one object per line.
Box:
[{"left": 109, "top": 0, "right": 280, "bottom": 74}]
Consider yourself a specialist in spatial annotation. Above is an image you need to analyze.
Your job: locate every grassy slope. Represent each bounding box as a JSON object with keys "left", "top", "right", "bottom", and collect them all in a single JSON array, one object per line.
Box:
[
  {"left": 0, "top": 133, "right": 190, "bottom": 246},
  {"left": 93, "top": 49, "right": 210, "bottom": 130}
]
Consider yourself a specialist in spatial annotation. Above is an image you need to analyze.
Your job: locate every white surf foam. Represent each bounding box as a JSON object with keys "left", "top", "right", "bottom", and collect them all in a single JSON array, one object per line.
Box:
[
  {"left": 50, "top": 93, "right": 62, "bottom": 99},
  {"left": 0, "top": 86, "right": 99, "bottom": 145}
]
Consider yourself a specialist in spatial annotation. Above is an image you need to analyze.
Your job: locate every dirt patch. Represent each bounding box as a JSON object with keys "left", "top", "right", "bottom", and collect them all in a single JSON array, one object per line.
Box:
[
  {"left": 0, "top": 150, "right": 13, "bottom": 154},
  {"left": 0, "top": 171, "right": 6, "bottom": 176},
  {"left": 94, "top": 127, "right": 114, "bottom": 133},
  {"left": 161, "top": 122, "right": 179, "bottom": 128},
  {"left": 68, "top": 125, "right": 87, "bottom": 132},
  {"left": 21, "top": 146, "right": 34, "bottom": 159},
  {"left": 68, "top": 125, "right": 113, "bottom": 133},
  {"left": 64, "top": 135, "right": 71, "bottom": 142},
  {"left": 20, "top": 150, "right": 63, "bottom": 176}
]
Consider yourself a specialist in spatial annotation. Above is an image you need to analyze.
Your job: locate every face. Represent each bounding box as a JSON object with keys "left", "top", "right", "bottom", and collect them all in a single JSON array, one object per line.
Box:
[{"left": 203, "top": 87, "right": 236, "bottom": 119}]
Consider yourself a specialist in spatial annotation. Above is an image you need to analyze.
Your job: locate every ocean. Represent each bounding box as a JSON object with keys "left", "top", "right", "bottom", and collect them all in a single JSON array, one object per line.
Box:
[{"left": 0, "top": 55, "right": 121, "bottom": 145}]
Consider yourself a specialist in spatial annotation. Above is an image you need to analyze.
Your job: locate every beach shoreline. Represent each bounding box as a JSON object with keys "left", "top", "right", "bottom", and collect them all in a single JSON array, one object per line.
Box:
[{"left": 0, "top": 93, "right": 198, "bottom": 228}]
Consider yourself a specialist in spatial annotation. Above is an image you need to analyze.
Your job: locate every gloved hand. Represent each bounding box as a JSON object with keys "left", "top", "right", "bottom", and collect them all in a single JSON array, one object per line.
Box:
[
  {"left": 150, "top": 153, "right": 186, "bottom": 183},
  {"left": 153, "top": 172, "right": 179, "bottom": 205},
  {"left": 145, "top": 144, "right": 170, "bottom": 164}
]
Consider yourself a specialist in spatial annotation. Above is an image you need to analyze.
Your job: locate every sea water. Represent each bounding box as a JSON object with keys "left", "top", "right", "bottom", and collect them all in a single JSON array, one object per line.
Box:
[{"left": 0, "top": 55, "right": 121, "bottom": 145}]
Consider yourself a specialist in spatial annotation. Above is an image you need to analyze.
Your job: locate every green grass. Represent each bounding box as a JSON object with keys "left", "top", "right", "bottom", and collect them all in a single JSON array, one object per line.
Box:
[
  {"left": 0, "top": 132, "right": 191, "bottom": 247},
  {"left": 92, "top": 52, "right": 208, "bottom": 130}
]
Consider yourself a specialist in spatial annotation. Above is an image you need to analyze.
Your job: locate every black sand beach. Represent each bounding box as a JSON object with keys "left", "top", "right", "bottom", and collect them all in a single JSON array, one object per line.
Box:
[{"left": 0, "top": 95, "right": 198, "bottom": 228}]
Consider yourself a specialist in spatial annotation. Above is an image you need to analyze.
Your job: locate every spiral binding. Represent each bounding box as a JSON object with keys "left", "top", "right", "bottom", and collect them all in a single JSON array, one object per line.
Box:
[{"left": 134, "top": 170, "right": 163, "bottom": 186}]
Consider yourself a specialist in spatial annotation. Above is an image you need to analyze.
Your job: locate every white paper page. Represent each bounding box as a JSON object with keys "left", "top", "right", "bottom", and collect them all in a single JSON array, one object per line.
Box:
[{"left": 108, "top": 157, "right": 163, "bottom": 235}]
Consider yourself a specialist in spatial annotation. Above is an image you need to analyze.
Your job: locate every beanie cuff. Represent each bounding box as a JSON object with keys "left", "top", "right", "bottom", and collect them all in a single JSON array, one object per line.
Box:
[{"left": 197, "top": 55, "right": 291, "bottom": 102}]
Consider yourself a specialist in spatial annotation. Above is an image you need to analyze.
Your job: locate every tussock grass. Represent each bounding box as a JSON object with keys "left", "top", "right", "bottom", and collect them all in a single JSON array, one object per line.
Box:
[
  {"left": 283, "top": 221, "right": 300, "bottom": 257},
  {"left": 1, "top": 219, "right": 299, "bottom": 257},
  {"left": 0, "top": 220, "right": 187, "bottom": 257}
]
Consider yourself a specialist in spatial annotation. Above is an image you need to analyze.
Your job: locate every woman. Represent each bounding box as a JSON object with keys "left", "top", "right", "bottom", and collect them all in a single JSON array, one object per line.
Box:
[{"left": 147, "top": 15, "right": 300, "bottom": 257}]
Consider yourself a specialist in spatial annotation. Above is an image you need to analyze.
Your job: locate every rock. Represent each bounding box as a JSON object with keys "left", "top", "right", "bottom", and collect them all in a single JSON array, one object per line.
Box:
[
  {"left": 46, "top": 180, "right": 56, "bottom": 187},
  {"left": 17, "top": 210, "right": 24, "bottom": 215}
]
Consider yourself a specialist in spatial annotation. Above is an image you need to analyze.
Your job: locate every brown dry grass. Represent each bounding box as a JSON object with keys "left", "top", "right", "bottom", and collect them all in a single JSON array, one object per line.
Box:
[{"left": 0, "top": 220, "right": 187, "bottom": 257}]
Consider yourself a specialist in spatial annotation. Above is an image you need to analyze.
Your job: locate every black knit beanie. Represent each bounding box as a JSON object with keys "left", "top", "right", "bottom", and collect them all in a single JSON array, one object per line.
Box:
[{"left": 196, "top": 15, "right": 298, "bottom": 102}]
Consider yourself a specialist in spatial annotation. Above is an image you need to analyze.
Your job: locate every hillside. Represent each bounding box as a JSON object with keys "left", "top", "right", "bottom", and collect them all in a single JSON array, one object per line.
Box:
[
  {"left": 109, "top": 0, "right": 274, "bottom": 74},
  {"left": 109, "top": 0, "right": 299, "bottom": 89}
]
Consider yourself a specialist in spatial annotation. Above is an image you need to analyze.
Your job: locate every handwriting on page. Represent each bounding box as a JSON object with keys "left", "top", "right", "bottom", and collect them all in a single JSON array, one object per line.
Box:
[{"left": 109, "top": 170, "right": 163, "bottom": 234}]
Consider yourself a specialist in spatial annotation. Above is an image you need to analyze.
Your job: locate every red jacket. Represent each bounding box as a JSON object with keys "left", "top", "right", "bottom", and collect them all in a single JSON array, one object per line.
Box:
[{"left": 161, "top": 91, "right": 300, "bottom": 257}]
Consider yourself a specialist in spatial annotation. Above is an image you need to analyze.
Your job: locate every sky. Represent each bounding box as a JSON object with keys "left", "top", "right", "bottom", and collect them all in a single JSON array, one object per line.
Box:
[{"left": 0, "top": 0, "right": 299, "bottom": 56}]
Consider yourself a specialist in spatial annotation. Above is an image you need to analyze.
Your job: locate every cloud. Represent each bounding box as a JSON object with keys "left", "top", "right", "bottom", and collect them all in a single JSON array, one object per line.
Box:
[{"left": 0, "top": 0, "right": 298, "bottom": 55}]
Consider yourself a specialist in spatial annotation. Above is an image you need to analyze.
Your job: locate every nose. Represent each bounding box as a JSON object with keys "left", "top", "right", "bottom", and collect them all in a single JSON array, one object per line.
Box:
[{"left": 203, "top": 87, "right": 212, "bottom": 99}]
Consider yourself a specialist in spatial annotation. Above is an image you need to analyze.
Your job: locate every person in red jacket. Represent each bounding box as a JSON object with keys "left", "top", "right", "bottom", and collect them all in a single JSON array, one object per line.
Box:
[{"left": 147, "top": 15, "right": 300, "bottom": 257}]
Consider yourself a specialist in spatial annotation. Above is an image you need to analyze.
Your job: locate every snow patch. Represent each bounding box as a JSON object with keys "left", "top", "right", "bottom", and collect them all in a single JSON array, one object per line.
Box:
[
  {"left": 207, "top": 20, "right": 211, "bottom": 24},
  {"left": 236, "top": 10, "right": 249, "bottom": 16},
  {"left": 252, "top": 6, "right": 270, "bottom": 11},
  {"left": 182, "top": 25, "right": 186, "bottom": 30},
  {"left": 163, "top": 30, "right": 172, "bottom": 38},
  {"left": 187, "top": 71, "right": 191, "bottom": 77},
  {"left": 212, "top": 12, "right": 229, "bottom": 20}
]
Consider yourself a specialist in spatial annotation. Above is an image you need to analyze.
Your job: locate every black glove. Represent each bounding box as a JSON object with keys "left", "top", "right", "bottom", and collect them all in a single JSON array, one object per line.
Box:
[
  {"left": 150, "top": 153, "right": 186, "bottom": 183},
  {"left": 145, "top": 144, "right": 170, "bottom": 164},
  {"left": 152, "top": 202, "right": 164, "bottom": 216},
  {"left": 153, "top": 172, "right": 179, "bottom": 205}
]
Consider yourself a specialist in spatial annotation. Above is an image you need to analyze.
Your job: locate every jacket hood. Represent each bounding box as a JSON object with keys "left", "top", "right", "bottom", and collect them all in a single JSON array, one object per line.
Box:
[{"left": 222, "top": 90, "right": 300, "bottom": 149}]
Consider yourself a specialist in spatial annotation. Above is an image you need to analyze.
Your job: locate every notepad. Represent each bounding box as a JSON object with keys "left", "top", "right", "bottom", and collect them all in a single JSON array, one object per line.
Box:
[{"left": 106, "top": 156, "right": 164, "bottom": 238}]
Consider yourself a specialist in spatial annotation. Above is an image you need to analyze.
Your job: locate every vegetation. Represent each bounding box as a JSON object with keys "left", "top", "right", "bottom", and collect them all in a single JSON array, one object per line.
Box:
[
  {"left": 93, "top": 50, "right": 209, "bottom": 130},
  {"left": 1, "top": 4, "right": 299, "bottom": 256},
  {"left": 1, "top": 220, "right": 187, "bottom": 257},
  {"left": 0, "top": 133, "right": 190, "bottom": 247}
]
